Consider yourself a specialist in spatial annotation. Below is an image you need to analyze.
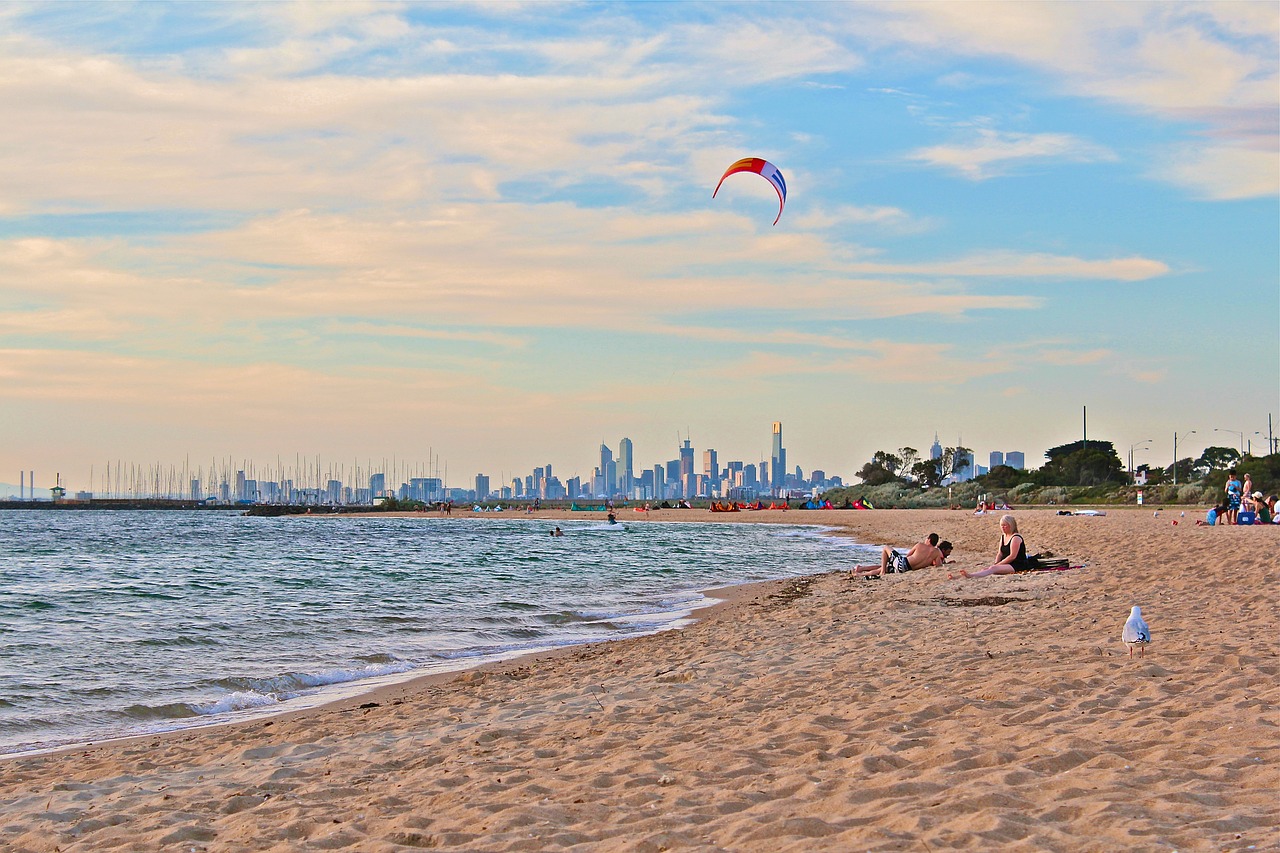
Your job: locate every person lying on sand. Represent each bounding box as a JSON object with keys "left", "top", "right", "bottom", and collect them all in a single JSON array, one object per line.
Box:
[
  {"left": 948, "top": 514, "right": 1029, "bottom": 579},
  {"left": 852, "top": 534, "right": 952, "bottom": 578}
]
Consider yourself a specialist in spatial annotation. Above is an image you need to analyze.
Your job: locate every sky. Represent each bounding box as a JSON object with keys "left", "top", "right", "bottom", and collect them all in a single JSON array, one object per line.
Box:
[{"left": 1, "top": 1, "right": 1277, "bottom": 493}]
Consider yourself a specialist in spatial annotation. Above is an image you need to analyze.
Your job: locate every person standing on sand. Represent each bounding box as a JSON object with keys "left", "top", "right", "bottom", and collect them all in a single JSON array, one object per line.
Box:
[
  {"left": 948, "top": 514, "right": 1029, "bottom": 579},
  {"left": 1224, "top": 471, "right": 1243, "bottom": 525},
  {"left": 852, "top": 534, "right": 951, "bottom": 578}
]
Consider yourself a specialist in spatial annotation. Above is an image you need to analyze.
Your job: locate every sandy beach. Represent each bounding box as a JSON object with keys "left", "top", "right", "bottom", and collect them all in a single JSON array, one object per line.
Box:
[{"left": 1, "top": 508, "right": 1276, "bottom": 851}]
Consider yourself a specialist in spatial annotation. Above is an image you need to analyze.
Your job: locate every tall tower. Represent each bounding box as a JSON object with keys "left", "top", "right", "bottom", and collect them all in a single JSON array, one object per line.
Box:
[
  {"left": 930, "top": 433, "right": 943, "bottom": 460},
  {"left": 771, "top": 422, "right": 786, "bottom": 492},
  {"left": 703, "top": 448, "right": 719, "bottom": 493},
  {"left": 618, "top": 438, "right": 634, "bottom": 495},
  {"left": 679, "top": 438, "right": 695, "bottom": 498}
]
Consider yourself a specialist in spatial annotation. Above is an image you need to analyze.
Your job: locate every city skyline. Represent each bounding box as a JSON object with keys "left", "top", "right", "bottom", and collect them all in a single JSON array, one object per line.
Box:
[
  {"left": 6, "top": 413, "right": 1277, "bottom": 500},
  {"left": 1, "top": 4, "right": 1276, "bottom": 487}
]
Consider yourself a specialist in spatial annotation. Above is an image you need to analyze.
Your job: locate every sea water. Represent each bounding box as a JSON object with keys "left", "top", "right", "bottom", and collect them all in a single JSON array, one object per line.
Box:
[{"left": 0, "top": 511, "right": 875, "bottom": 755}]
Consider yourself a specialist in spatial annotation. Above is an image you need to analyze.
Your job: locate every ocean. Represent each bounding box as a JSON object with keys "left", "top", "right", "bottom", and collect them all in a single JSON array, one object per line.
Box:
[{"left": 0, "top": 510, "right": 873, "bottom": 755}]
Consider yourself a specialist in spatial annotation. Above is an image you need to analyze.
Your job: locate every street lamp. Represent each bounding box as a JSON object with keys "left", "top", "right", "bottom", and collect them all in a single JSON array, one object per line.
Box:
[
  {"left": 1128, "top": 439, "right": 1152, "bottom": 478},
  {"left": 1173, "top": 430, "right": 1196, "bottom": 486},
  {"left": 1214, "top": 428, "right": 1245, "bottom": 453},
  {"left": 1214, "top": 428, "right": 1262, "bottom": 456}
]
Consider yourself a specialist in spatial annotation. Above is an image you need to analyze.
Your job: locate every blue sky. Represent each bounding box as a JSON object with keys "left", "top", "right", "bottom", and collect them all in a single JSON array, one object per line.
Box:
[{"left": 1, "top": 1, "right": 1277, "bottom": 491}]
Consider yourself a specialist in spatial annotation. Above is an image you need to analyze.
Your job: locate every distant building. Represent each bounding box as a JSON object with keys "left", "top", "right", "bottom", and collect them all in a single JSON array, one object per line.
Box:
[
  {"left": 679, "top": 439, "right": 695, "bottom": 498},
  {"left": 1005, "top": 451, "right": 1025, "bottom": 470},
  {"left": 989, "top": 451, "right": 1004, "bottom": 470},
  {"left": 618, "top": 438, "right": 633, "bottom": 495},
  {"left": 771, "top": 423, "right": 786, "bottom": 492},
  {"left": 638, "top": 469, "right": 654, "bottom": 499},
  {"left": 703, "top": 449, "right": 719, "bottom": 493},
  {"left": 930, "top": 434, "right": 943, "bottom": 460},
  {"left": 475, "top": 474, "right": 490, "bottom": 500}
]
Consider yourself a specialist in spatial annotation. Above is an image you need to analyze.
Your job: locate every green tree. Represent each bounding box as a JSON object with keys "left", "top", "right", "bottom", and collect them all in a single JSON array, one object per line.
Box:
[
  {"left": 1135, "top": 463, "right": 1165, "bottom": 485},
  {"left": 1197, "top": 446, "right": 1240, "bottom": 472},
  {"left": 856, "top": 460, "right": 897, "bottom": 486},
  {"left": 898, "top": 447, "right": 920, "bottom": 480},
  {"left": 857, "top": 450, "right": 904, "bottom": 485},
  {"left": 1164, "top": 458, "right": 1197, "bottom": 484},
  {"left": 1038, "top": 440, "right": 1125, "bottom": 486},
  {"left": 911, "top": 458, "right": 942, "bottom": 488},
  {"left": 982, "top": 464, "right": 1028, "bottom": 489}
]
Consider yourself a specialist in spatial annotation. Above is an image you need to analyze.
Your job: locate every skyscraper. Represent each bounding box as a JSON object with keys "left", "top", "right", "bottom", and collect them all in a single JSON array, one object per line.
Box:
[
  {"left": 770, "top": 422, "right": 786, "bottom": 492},
  {"left": 1006, "top": 451, "right": 1025, "bottom": 470},
  {"left": 989, "top": 451, "right": 1005, "bottom": 470},
  {"left": 930, "top": 433, "right": 943, "bottom": 460},
  {"left": 679, "top": 438, "right": 695, "bottom": 498},
  {"left": 475, "top": 474, "right": 490, "bottom": 500},
  {"left": 598, "top": 444, "right": 616, "bottom": 496},
  {"left": 618, "top": 438, "right": 633, "bottom": 496},
  {"left": 703, "top": 449, "right": 719, "bottom": 488}
]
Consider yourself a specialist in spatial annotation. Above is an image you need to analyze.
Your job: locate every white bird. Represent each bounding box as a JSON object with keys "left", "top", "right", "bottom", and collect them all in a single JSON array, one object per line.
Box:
[{"left": 1122, "top": 605, "right": 1151, "bottom": 657}]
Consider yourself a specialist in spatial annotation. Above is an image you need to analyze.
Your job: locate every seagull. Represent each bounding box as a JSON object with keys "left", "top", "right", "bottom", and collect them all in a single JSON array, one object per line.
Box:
[{"left": 1122, "top": 605, "right": 1151, "bottom": 657}]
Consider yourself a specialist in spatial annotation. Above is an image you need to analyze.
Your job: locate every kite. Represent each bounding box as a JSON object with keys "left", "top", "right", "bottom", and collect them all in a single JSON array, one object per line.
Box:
[{"left": 712, "top": 157, "right": 787, "bottom": 225}]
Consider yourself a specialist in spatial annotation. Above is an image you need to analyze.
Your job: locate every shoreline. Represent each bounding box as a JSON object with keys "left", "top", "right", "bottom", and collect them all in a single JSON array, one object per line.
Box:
[
  {"left": 0, "top": 579, "right": 768, "bottom": 764},
  {"left": 1, "top": 509, "right": 1275, "bottom": 851},
  {"left": 0, "top": 516, "right": 860, "bottom": 763}
]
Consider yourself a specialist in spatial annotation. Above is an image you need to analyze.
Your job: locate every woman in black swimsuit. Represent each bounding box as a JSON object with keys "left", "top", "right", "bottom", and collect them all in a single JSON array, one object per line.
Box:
[{"left": 949, "top": 514, "right": 1029, "bottom": 579}]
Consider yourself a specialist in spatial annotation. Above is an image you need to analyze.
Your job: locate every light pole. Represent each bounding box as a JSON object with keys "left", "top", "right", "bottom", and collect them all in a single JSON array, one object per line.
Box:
[
  {"left": 1214, "top": 428, "right": 1244, "bottom": 453},
  {"left": 1173, "top": 430, "right": 1196, "bottom": 486},
  {"left": 1214, "top": 428, "right": 1261, "bottom": 456},
  {"left": 1129, "top": 439, "right": 1152, "bottom": 479}
]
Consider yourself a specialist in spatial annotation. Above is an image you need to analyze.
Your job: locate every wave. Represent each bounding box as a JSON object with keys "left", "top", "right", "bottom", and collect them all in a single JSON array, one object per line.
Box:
[
  {"left": 211, "top": 659, "right": 418, "bottom": 698},
  {"left": 132, "top": 634, "right": 221, "bottom": 647}
]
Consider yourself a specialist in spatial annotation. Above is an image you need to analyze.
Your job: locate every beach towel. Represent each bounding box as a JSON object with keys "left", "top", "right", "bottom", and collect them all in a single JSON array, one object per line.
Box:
[{"left": 1016, "top": 553, "right": 1072, "bottom": 572}]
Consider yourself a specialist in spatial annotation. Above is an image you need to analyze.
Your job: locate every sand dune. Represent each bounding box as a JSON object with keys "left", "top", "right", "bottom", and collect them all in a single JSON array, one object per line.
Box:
[{"left": 1, "top": 509, "right": 1276, "bottom": 851}]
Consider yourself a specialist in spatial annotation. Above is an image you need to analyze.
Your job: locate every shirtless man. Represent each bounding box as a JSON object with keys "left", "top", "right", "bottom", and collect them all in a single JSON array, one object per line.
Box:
[{"left": 852, "top": 534, "right": 952, "bottom": 578}]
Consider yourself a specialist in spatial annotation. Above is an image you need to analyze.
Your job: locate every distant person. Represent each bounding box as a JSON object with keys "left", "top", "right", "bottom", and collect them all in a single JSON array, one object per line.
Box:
[
  {"left": 1263, "top": 495, "right": 1278, "bottom": 524},
  {"left": 948, "top": 514, "right": 1029, "bottom": 579},
  {"left": 1247, "top": 493, "right": 1269, "bottom": 524},
  {"left": 1224, "top": 471, "right": 1243, "bottom": 525},
  {"left": 552, "top": 526, "right": 564, "bottom": 537},
  {"left": 606, "top": 512, "right": 617, "bottom": 525},
  {"left": 852, "top": 534, "right": 951, "bottom": 578},
  {"left": 1197, "top": 504, "right": 1226, "bottom": 526}
]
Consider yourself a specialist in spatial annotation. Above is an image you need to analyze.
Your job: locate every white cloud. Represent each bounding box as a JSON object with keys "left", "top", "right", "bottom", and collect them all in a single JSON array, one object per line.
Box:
[
  {"left": 1157, "top": 141, "right": 1280, "bottom": 200},
  {"left": 909, "top": 129, "right": 1117, "bottom": 179},
  {"left": 861, "top": 2, "right": 1279, "bottom": 198},
  {"left": 846, "top": 251, "right": 1168, "bottom": 282}
]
